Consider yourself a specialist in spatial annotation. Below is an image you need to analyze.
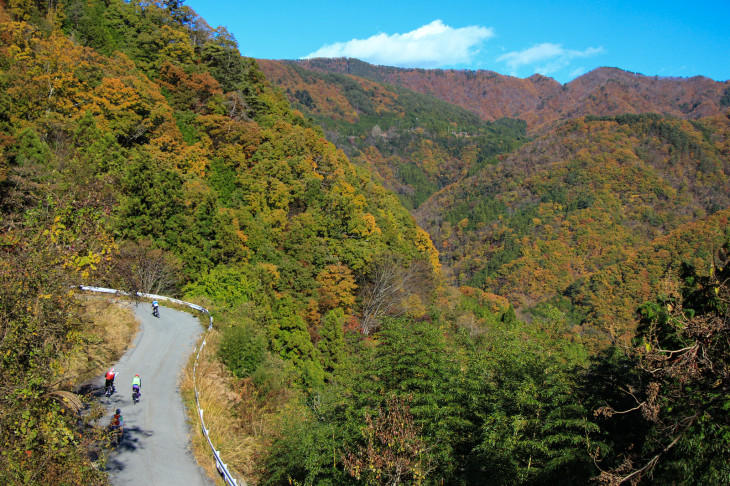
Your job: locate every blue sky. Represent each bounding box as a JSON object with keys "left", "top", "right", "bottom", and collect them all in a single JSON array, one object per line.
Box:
[{"left": 184, "top": 0, "right": 729, "bottom": 84}]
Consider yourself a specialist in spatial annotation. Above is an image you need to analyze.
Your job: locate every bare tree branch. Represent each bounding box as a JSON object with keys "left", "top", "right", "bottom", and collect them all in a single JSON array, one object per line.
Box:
[{"left": 359, "top": 256, "right": 434, "bottom": 335}]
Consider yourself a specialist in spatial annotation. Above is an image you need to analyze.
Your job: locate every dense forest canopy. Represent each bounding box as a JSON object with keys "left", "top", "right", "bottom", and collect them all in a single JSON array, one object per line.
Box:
[
  {"left": 1, "top": 1, "right": 728, "bottom": 485},
  {"left": 263, "top": 61, "right": 730, "bottom": 348},
  {"left": 258, "top": 59, "right": 529, "bottom": 211}
]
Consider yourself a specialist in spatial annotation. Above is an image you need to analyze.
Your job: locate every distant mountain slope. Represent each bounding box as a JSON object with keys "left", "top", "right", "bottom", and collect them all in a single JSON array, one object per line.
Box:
[
  {"left": 258, "top": 59, "right": 528, "bottom": 210},
  {"left": 414, "top": 112, "right": 730, "bottom": 340},
  {"left": 289, "top": 58, "right": 729, "bottom": 131},
  {"left": 260, "top": 58, "right": 730, "bottom": 340}
]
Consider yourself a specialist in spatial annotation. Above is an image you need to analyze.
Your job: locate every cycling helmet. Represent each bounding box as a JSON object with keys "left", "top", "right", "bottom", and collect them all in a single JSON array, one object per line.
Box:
[
  {"left": 135, "top": 374, "right": 139, "bottom": 377},
  {"left": 116, "top": 409, "right": 121, "bottom": 415}
]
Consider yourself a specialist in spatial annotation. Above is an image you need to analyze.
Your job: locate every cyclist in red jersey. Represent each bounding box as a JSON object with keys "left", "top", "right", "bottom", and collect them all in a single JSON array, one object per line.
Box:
[{"left": 105, "top": 368, "right": 117, "bottom": 394}]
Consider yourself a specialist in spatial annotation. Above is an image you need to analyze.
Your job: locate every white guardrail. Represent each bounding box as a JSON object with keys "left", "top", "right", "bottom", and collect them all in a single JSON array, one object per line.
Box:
[{"left": 79, "top": 285, "right": 242, "bottom": 486}]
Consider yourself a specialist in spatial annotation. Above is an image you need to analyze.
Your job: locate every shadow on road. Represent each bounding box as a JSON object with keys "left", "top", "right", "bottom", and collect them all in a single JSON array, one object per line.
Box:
[
  {"left": 106, "top": 426, "right": 155, "bottom": 472},
  {"left": 77, "top": 381, "right": 105, "bottom": 397}
]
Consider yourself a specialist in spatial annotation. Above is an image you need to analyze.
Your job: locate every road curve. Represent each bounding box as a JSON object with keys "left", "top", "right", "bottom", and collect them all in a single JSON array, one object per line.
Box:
[{"left": 101, "top": 302, "right": 212, "bottom": 486}]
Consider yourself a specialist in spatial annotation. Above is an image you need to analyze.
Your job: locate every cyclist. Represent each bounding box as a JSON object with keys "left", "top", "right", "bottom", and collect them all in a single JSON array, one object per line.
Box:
[
  {"left": 105, "top": 367, "right": 117, "bottom": 394},
  {"left": 152, "top": 300, "right": 159, "bottom": 317},
  {"left": 109, "top": 408, "right": 124, "bottom": 444},
  {"left": 110, "top": 408, "right": 124, "bottom": 430},
  {"left": 132, "top": 374, "right": 142, "bottom": 398}
]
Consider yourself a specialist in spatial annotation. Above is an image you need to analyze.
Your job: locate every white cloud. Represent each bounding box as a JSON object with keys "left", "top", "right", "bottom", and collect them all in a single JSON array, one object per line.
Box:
[
  {"left": 497, "top": 43, "right": 604, "bottom": 76},
  {"left": 569, "top": 67, "right": 587, "bottom": 78},
  {"left": 303, "top": 20, "right": 494, "bottom": 68}
]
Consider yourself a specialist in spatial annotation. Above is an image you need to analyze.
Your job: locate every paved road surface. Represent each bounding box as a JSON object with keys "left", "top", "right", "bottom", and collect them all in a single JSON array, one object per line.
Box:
[{"left": 100, "top": 303, "right": 212, "bottom": 486}]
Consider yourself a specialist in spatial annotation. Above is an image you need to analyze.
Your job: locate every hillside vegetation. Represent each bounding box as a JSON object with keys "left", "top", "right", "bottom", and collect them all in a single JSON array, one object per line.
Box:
[
  {"left": 1, "top": 2, "right": 729, "bottom": 486},
  {"left": 0, "top": 1, "right": 435, "bottom": 483},
  {"left": 258, "top": 59, "right": 528, "bottom": 210},
  {"left": 261, "top": 58, "right": 730, "bottom": 345},
  {"left": 416, "top": 113, "right": 730, "bottom": 343},
  {"left": 290, "top": 58, "right": 730, "bottom": 131}
]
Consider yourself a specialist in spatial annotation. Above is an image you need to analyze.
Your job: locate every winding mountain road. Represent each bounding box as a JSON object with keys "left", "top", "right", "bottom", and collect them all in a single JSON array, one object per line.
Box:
[{"left": 99, "top": 302, "right": 212, "bottom": 486}]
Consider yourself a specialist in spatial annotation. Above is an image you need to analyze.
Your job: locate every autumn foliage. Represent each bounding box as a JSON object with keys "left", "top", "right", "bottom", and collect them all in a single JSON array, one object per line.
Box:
[{"left": 1, "top": 1, "right": 729, "bottom": 485}]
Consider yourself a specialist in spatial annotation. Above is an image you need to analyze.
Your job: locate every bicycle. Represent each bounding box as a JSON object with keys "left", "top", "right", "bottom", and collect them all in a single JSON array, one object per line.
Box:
[{"left": 109, "top": 425, "right": 124, "bottom": 446}]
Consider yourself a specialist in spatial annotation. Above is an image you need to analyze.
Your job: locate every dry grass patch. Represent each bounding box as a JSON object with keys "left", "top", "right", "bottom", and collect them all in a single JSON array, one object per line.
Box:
[
  {"left": 182, "top": 329, "right": 260, "bottom": 485},
  {"left": 56, "top": 296, "right": 139, "bottom": 390}
]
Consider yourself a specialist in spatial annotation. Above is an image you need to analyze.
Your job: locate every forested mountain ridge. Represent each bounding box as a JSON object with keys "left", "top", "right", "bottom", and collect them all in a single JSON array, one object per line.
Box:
[
  {"left": 260, "top": 58, "right": 730, "bottom": 342},
  {"left": 283, "top": 58, "right": 729, "bottom": 131},
  {"left": 0, "top": 1, "right": 438, "bottom": 482},
  {"left": 257, "top": 58, "right": 529, "bottom": 210},
  {"left": 416, "top": 113, "right": 730, "bottom": 343},
  {"left": 1, "top": 2, "right": 729, "bottom": 485}
]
